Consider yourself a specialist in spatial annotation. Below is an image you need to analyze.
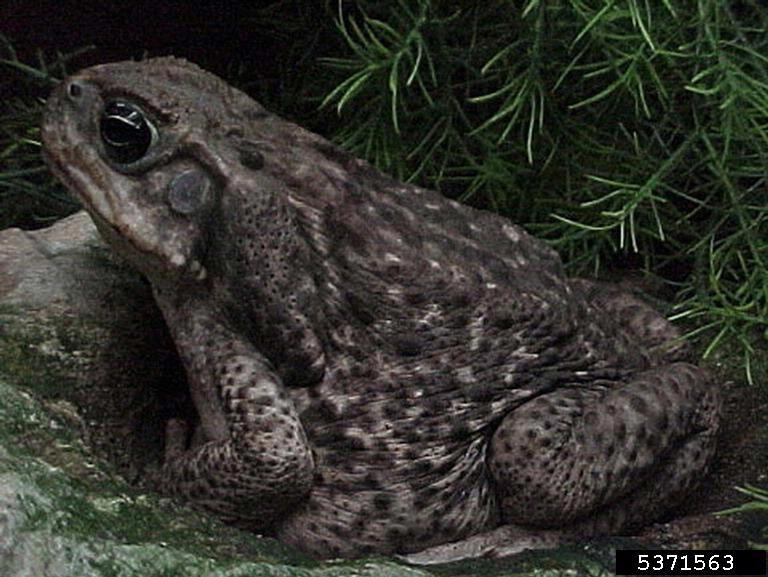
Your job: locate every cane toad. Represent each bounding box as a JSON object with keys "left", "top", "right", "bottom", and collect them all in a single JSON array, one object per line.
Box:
[{"left": 41, "top": 57, "right": 721, "bottom": 562}]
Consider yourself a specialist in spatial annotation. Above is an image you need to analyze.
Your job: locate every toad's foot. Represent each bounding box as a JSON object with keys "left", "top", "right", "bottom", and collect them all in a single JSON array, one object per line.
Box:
[
  {"left": 398, "top": 525, "right": 562, "bottom": 565},
  {"left": 573, "top": 278, "right": 690, "bottom": 363}
]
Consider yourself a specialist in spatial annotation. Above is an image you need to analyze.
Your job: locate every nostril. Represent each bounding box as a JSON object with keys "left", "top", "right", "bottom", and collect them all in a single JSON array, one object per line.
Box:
[{"left": 67, "top": 81, "right": 83, "bottom": 98}]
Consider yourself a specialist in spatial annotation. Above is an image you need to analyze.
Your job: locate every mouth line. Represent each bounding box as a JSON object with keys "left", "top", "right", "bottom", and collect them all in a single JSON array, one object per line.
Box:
[
  {"left": 41, "top": 108, "right": 203, "bottom": 284},
  {"left": 40, "top": 130, "right": 149, "bottom": 263},
  {"left": 41, "top": 142, "right": 86, "bottom": 208},
  {"left": 41, "top": 114, "right": 91, "bottom": 202}
]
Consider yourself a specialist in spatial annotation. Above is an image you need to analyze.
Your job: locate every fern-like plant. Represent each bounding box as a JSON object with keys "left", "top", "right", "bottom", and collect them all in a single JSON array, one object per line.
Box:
[{"left": 0, "top": 39, "right": 85, "bottom": 229}]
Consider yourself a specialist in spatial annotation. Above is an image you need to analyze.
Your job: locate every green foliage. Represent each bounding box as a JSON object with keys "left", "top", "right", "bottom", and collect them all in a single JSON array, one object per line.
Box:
[
  {"left": 0, "top": 38, "right": 84, "bottom": 229},
  {"left": 718, "top": 485, "right": 768, "bottom": 547},
  {"left": 319, "top": 0, "right": 768, "bottom": 382}
]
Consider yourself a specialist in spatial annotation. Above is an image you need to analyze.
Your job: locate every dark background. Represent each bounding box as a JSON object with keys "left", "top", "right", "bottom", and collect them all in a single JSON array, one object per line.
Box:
[
  {"left": 4, "top": 1, "right": 280, "bottom": 76},
  {"left": 1, "top": 0, "right": 343, "bottom": 124}
]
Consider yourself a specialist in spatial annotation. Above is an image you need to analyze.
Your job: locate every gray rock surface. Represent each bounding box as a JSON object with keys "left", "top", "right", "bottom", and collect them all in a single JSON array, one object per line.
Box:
[{"left": 0, "top": 211, "right": 176, "bottom": 477}]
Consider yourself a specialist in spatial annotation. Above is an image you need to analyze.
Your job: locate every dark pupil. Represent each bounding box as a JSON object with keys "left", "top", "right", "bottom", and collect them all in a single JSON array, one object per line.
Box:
[{"left": 100, "top": 101, "right": 153, "bottom": 164}]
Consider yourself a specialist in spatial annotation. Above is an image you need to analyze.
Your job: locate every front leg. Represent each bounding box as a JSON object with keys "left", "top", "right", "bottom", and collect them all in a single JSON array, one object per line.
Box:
[{"left": 151, "top": 287, "right": 315, "bottom": 527}]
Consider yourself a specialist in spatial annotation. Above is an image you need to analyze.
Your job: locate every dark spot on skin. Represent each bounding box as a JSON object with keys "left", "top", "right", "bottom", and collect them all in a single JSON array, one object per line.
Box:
[
  {"left": 301, "top": 401, "right": 339, "bottom": 423},
  {"left": 404, "top": 291, "right": 429, "bottom": 306},
  {"left": 394, "top": 337, "right": 422, "bottom": 357},
  {"left": 344, "top": 290, "right": 375, "bottom": 325},
  {"left": 450, "top": 423, "right": 470, "bottom": 441},
  {"left": 342, "top": 179, "right": 365, "bottom": 201},
  {"left": 645, "top": 432, "right": 660, "bottom": 451},
  {"left": 522, "top": 448, "right": 534, "bottom": 460},
  {"left": 386, "top": 527, "right": 404, "bottom": 544},
  {"left": 326, "top": 212, "right": 369, "bottom": 254},
  {"left": 363, "top": 472, "right": 383, "bottom": 489},
  {"left": 414, "top": 493, "right": 430, "bottom": 509},
  {"left": 382, "top": 403, "right": 402, "bottom": 420},
  {"left": 358, "top": 413, "right": 377, "bottom": 430},
  {"left": 692, "top": 448, "right": 703, "bottom": 462},
  {"left": 314, "top": 429, "right": 346, "bottom": 447},
  {"left": 492, "top": 351, "right": 509, "bottom": 366},
  {"left": 490, "top": 310, "right": 516, "bottom": 330},
  {"left": 629, "top": 395, "right": 648, "bottom": 414},
  {"left": 476, "top": 339, "right": 492, "bottom": 353},
  {"left": 393, "top": 388, "right": 410, "bottom": 402},
  {"left": 449, "top": 292, "right": 472, "bottom": 308},
  {"left": 446, "top": 312, "right": 470, "bottom": 329},
  {"left": 656, "top": 411, "right": 669, "bottom": 433},
  {"left": 423, "top": 485, "right": 440, "bottom": 499},
  {"left": 548, "top": 400, "right": 566, "bottom": 415},
  {"left": 404, "top": 430, "right": 422, "bottom": 444},
  {"left": 430, "top": 516, "right": 443, "bottom": 531},
  {"left": 345, "top": 436, "right": 366, "bottom": 450},
  {"left": 373, "top": 493, "right": 393, "bottom": 511},
  {"left": 412, "top": 373, "right": 432, "bottom": 388},
  {"left": 330, "top": 523, "right": 347, "bottom": 537},
  {"left": 384, "top": 262, "right": 404, "bottom": 278},
  {"left": 616, "top": 422, "right": 628, "bottom": 442},
  {"left": 467, "top": 383, "right": 496, "bottom": 402}
]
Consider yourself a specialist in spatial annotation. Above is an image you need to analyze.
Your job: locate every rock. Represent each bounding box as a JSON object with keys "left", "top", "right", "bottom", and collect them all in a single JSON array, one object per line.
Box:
[{"left": 0, "top": 211, "right": 178, "bottom": 477}]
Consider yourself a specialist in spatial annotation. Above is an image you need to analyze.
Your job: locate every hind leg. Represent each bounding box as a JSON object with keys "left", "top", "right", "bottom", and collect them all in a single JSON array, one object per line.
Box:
[
  {"left": 490, "top": 362, "right": 719, "bottom": 528},
  {"left": 404, "top": 362, "right": 720, "bottom": 564}
]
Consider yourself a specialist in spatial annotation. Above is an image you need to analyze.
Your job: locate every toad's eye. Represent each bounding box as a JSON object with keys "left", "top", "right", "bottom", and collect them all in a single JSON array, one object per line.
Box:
[{"left": 100, "top": 101, "right": 156, "bottom": 164}]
